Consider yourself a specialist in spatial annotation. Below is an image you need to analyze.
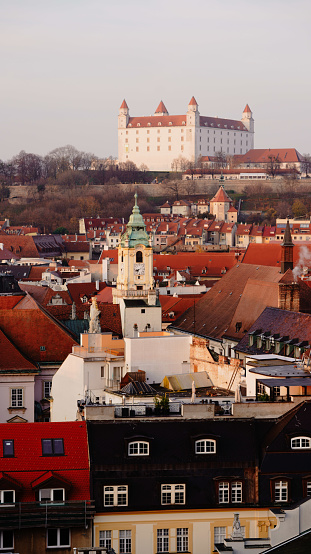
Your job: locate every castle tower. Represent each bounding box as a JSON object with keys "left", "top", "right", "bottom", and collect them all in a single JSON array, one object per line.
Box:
[
  {"left": 241, "top": 104, "right": 254, "bottom": 133},
  {"left": 186, "top": 96, "right": 200, "bottom": 126},
  {"left": 118, "top": 99, "right": 129, "bottom": 129},
  {"left": 281, "top": 219, "right": 294, "bottom": 274},
  {"left": 113, "top": 194, "right": 162, "bottom": 337}
]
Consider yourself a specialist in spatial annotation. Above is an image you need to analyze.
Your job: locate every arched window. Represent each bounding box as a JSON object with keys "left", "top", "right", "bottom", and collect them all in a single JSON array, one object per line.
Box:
[
  {"left": 291, "top": 436, "right": 311, "bottom": 449},
  {"left": 195, "top": 439, "right": 216, "bottom": 454},
  {"left": 128, "top": 441, "right": 149, "bottom": 456},
  {"left": 136, "top": 251, "right": 143, "bottom": 263}
]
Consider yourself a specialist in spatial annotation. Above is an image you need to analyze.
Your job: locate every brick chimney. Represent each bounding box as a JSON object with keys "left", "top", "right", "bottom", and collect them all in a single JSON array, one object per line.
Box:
[{"left": 278, "top": 282, "right": 300, "bottom": 312}]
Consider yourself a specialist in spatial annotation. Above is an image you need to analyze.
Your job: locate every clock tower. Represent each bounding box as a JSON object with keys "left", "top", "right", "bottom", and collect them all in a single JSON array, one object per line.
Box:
[{"left": 113, "top": 193, "right": 162, "bottom": 337}]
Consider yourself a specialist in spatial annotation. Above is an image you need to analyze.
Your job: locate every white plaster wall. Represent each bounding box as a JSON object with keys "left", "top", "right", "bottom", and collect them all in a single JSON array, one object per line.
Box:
[
  {"left": 125, "top": 335, "right": 192, "bottom": 383},
  {"left": 123, "top": 305, "right": 162, "bottom": 338},
  {"left": 50, "top": 354, "right": 85, "bottom": 421},
  {"left": 0, "top": 375, "right": 35, "bottom": 423}
]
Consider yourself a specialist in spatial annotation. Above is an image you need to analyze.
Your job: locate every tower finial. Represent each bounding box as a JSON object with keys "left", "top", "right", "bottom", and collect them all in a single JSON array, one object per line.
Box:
[{"left": 134, "top": 191, "right": 138, "bottom": 206}]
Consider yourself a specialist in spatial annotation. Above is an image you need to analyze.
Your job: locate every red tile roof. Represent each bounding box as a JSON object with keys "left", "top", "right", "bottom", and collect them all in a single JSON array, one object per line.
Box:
[
  {"left": 0, "top": 236, "right": 39, "bottom": 257},
  {"left": 243, "top": 104, "right": 252, "bottom": 113},
  {"left": 120, "top": 99, "right": 128, "bottom": 109},
  {"left": 98, "top": 249, "right": 118, "bottom": 263},
  {"left": 0, "top": 421, "right": 90, "bottom": 502},
  {"left": 155, "top": 101, "right": 168, "bottom": 114},
  {"left": 228, "top": 206, "right": 238, "bottom": 213},
  {"left": 153, "top": 252, "right": 238, "bottom": 278},
  {"left": 242, "top": 243, "right": 311, "bottom": 268},
  {"left": 128, "top": 115, "right": 186, "bottom": 128},
  {"left": 238, "top": 148, "right": 304, "bottom": 164},
  {"left": 0, "top": 293, "right": 77, "bottom": 363},
  {"left": 0, "top": 329, "right": 37, "bottom": 372},
  {"left": 67, "top": 282, "right": 107, "bottom": 306},
  {"left": 210, "top": 186, "right": 233, "bottom": 203},
  {"left": 200, "top": 116, "right": 247, "bottom": 131},
  {"left": 189, "top": 96, "right": 198, "bottom": 106}
]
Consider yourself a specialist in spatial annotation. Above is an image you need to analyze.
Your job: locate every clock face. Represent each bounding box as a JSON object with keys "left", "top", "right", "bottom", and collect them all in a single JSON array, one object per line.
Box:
[{"left": 134, "top": 263, "right": 145, "bottom": 276}]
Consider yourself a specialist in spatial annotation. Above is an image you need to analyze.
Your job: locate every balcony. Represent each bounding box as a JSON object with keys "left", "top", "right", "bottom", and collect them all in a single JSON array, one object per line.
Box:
[{"left": 0, "top": 500, "right": 95, "bottom": 529}]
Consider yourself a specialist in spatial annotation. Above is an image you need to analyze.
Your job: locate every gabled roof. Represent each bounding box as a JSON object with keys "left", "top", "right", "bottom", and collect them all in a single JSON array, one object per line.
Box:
[
  {"left": 170, "top": 263, "right": 288, "bottom": 341},
  {"left": 238, "top": 148, "right": 304, "bottom": 164},
  {"left": 67, "top": 282, "right": 107, "bottom": 306},
  {"left": 242, "top": 243, "right": 311, "bottom": 268},
  {"left": 210, "top": 186, "right": 233, "bottom": 204},
  {"left": 153, "top": 252, "right": 238, "bottom": 279}
]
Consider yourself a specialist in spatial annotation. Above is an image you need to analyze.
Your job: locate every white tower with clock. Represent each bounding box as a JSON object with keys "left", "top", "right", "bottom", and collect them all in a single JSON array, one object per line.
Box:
[{"left": 113, "top": 193, "right": 162, "bottom": 337}]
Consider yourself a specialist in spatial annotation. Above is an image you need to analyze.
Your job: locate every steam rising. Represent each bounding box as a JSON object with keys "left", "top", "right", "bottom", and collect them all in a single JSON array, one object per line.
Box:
[{"left": 292, "top": 246, "right": 311, "bottom": 281}]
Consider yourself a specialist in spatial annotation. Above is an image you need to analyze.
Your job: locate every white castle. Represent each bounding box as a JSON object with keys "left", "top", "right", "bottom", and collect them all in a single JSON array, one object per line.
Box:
[{"left": 118, "top": 97, "right": 254, "bottom": 171}]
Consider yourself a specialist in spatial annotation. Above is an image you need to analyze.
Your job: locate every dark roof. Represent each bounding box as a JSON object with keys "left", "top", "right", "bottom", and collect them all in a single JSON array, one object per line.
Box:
[
  {"left": 120, "top": 381, "right": 157, "bottom": 395},
  {"left": 262, "top": 529, "right": 311, "bottom": 554},
  {"left": 236, "top": 307, "right": 311, "bottom": 355}
]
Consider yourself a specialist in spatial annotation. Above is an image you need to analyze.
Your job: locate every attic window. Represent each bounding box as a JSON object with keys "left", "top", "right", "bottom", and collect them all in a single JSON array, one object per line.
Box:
[
  {"left": 210, "top": 123, "right": 214, "bottom": 126},
  {"left": 158, "top": 122, "right": 162, "bottom": 126},
  {"left": 42, "top": 438, "right": 64, "bottom": 456},
  {"left": 224, "top": 125, "right": 227, "bottom": 128},
  {"left": 40, "top": 346, "right": 46, "bottom": 352},
  {"left": 147, "top": 122, "right": 151, "bottom": 126},
  {"left": 169, "top": 122, "right": 173, "bottom": 125},
  {"left": 291, "top": 437, "right": 311, "bottom": 449},
  {"left": 128, "top": 124, "right": 132, "bottom": 127},
  {"left": 3, "top": 440, "right": 14, "bottom": 458},
  {"left": 182, "top": 121, "right": 186, "bottom": 125},
  {"left": 217, "top": 124, "right": 220, "bottom": 127},
  {"left": 235, "top": 322, "right": 242, "bottom": 333},
  {"left": 137, "top": 123, "right": 140, "bottom": 127}
]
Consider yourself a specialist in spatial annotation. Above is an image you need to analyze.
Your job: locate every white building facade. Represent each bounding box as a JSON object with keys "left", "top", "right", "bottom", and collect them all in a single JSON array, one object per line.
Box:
[{"left": 118, "top": 98, "right": 254, "bottom": 171}]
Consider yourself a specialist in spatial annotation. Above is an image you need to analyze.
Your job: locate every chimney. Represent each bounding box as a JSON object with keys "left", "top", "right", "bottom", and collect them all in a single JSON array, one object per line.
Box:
[
  {"left": 96, "top": 280, "right": 99, "bottom": 290},
  {"left": 133, "top": 324, "right": 139, "bottom": 338},
  {"left": 278, "top": 282, "right": 300, "bottom": 312}
]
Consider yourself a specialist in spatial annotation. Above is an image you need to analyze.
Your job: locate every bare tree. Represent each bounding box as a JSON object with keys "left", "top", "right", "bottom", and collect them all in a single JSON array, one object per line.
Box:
[
  {"left": 214, "top": 151, "right": 228, "bottom": 169},
  {"left": 301, "top": 153, "right": 311, "bottom": 177},
  {"left": 171, "top": 156, "right": 189, "bottom": 173},
  {"left": 266, "top": 155, "right": 280, "bottom": 177}
]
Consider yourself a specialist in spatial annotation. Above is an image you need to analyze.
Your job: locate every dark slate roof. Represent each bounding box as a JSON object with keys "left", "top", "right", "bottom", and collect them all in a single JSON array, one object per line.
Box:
[
  {"left": 262, "top": 529, "right": 311, "bottom": 554},
  {"left": 60, "top": 319, "right": 89, "bottom": 339},
  {"left": 236, "top": 307, "right": 311, "bottom": 355},
  {"left": 120, "top": 381, "right": 157, "bottom": 396},
  {"left": 1, "top": 265, "right": 31, "bottom": 280}
]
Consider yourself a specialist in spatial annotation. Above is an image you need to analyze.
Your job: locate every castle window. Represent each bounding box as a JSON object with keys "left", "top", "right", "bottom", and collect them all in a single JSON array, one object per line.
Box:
[
  {"left": 136, "top": 130, "right": 139, "bottom": 134},
  {"left": 147, "top": 147, "right": 150, "bottom": 151},
  {"left": 136, "top": 251, "right": 143, "bottom": 263},
  {"left": 157, "top": 146, "right": 160, "bottom": 151}
]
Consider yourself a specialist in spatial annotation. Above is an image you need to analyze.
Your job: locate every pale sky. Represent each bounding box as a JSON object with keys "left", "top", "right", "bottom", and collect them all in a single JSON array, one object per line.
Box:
[{"left": 1, "top": 0, "right": 310, "bottom": 161}]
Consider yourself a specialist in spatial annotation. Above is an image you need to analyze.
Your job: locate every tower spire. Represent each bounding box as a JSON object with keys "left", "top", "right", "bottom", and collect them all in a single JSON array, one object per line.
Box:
[{"left": 281, "top": 219, "right": 294, "bottom": 273}]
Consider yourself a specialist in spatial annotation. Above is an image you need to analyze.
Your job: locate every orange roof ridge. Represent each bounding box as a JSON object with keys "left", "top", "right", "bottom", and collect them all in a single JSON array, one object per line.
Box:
[
  {"left": 155, "top": 101, "right": 168, "bottom": 114},
  {"left": 243, "top": 104, "right": 251, "bottom": 113},
  {"left": 120, "top": 99, "right": 128, "bottom": 109},
  {"left": 210, "top": 185, "right": 233, "bottom": 203},
  {"left": 189, "top": 96, "right": 198, "bottom": 106}
]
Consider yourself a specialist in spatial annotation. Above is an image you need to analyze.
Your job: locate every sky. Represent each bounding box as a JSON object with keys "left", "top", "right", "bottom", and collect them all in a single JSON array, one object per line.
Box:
[{"left": 1, "top": 0, "right": 310, "bottom": 161}]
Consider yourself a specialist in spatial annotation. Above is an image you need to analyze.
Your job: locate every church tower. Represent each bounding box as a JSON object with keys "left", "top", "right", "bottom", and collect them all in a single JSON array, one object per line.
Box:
[
  {"left": 113, "top": 194, "right": 162, "bottom": 337},
  {"left": 281, "top": 219, "right": 294, "bottom": 274}
]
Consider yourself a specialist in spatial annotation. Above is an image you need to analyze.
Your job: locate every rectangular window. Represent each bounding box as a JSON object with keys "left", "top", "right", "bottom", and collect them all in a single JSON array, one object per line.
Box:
[
  {"left": 214, "top": 526, "right": 226, "bottom": 546},
  {"left": 231, "top": 482, "right": 242, "bottom": 502},
  {"left": 104, "top": 485, "right": 128, "bottom": 506},
  {"left": 307, "top": 481, "right": 311, "bottom": 496},
  {"left": 157, "top": 137, "right": 160, "bottom": 142},
  {"left": 119, "top": 530, "right": 131, "bottom": 554},
  {"left": 275, "top": 481, "right": 288, "bottom": 502},
  {"left": 157, "top": 529, "right": 169, "bottom": 553},
  {"left": 157, "top": 146, "right": 160, "bottom": 151},
  {"left": 42, "top": 438, "right": 64, "bottom": 456},
  {"left": 99, "top": 530, "right": 111, "bottom": 549},
  {"left": 168, "top": 146, "right": 171, "bottom": 151},
  {"left": 168, "top": 137, "right": 171, "bottom": 142},
  {"left": 44, "top": 381, "right": 52, "bottom": 398},
  {"left": 177, "top": 528, "right": 188, "bottom": 552},
  {"left": 47, "top": 528, "right": 70, "bottom": 548},
  {"left": 0, "top": 530, "right": 13, "bottom": 549},
  {"left": 219, "top": 482, "right": 229, "bottom": 503},
  {"left": 147, "top": 138, "right": 150, "bottom": 143},
  {"left": 161, "top": 484, "right": 185, "bottom": 505},
  {"left": 0, "top": 490, "right": 15, "bottom": 504},
  {"left": 147, "top": 147, "right": 150, "bottom": 151},
  {"left": 11, "top": 388, "right": 23, "bottom": 407},
  {"left": 39, "top": 488, "right": 65, "bottom": 503},
  {"left": 136, "top": 147, "right": 139, "bottom": 152},
  {"left": 3, "top": 440, "right": 14, "bottom": 457}
]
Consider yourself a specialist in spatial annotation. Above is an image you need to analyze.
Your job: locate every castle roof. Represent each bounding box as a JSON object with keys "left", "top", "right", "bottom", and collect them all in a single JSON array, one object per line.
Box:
[
  {"left": 127, "top": 115, "right": 248, "bottom": 131},
  {"left": 210, "top": 185, "right": 233, "bottom": 203},
  {"left": 243, "top": 104, "right": 252, "bottom": 113},
  {"left": 120, "top": 193, "right": 150, "bottom": 248},
  {"left": 189, "top": 96, "right": 198, "bottom": 106},
  {"left": 155, "top": 101, "right": 168, "bottom": 114},
  {"left": 120, "top": 99, "right": 128, "bottom": 109}
]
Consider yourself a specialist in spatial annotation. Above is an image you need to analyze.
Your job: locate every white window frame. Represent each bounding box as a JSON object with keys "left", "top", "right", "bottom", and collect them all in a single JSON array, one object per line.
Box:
[
  {"left": 44, "top": 381, "right": 52, "bottom": 398},
  {"left": 104, "top": 485, "right": 128, "bottom": 507},
  {"left": 177, "top": 528, "right": 188, "bottom": 552},
  {"left": 99, "top": 530, "right": 111, "bottom": 549},
  {"left": 291, "top": 436, "right": 311, "bottom": 449},
  {"left": 0, "top": 490, "right": 15, "bottom": 505},
  {"left": 231, "top": 482, "right": 242, "bottom": 503},
  {"left": 128, "top": 441, "right": 149, "bottom": 456},
  {"left": 157, "top": 528, "right": 169, "bottom": 553},
  {"left": 161, "top": 484, "right": 185, "bottom": 505},
  {"left": 195, "top": 439, "right": 216, "bottom": 454},
  {"left": 39, "top": 488, "right": 65, "bottom": 503},
  {"left": 47, "top": 528, "right": 70, "bottom": 548},
  {"left": 275, "top": 480, "right": 288, "bottom": 502},
  {"left": 0, "top": 530, "right": 14, "bottom": 550},
  {"left": 218, "top": 482, "right": 229, "bottom": 503},
  {"left": 10, "top": 388, "right": 23, "bottom": 408},
  {"left": 119, "top": 530, "right": 131, "bottom": 554},
  {"left": 214, "top": 526, "right": 226, "bottom": 546}
]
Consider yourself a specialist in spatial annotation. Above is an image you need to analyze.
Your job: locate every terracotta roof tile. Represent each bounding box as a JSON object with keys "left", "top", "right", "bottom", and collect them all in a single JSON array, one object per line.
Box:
[
  {"left": 243, "top": 104, "right": 252, "bottom": 113},
  {"left": 120, "top": 99, "right": 128, "bottom": 109},
  {"left": 189, "top": 96, "right": 198, "bottom": 106},
  {"left": 210, "top": 186, "right": 233, "bottom": 203},
  {"left": 0, "top": 329, "right": 37, "bottom": 371},
  {"left": 155, "top": 100, "right": 168, "bottom": 114},
  {"left": 238, "top": 148, "right": 304, "bottom": 164}
]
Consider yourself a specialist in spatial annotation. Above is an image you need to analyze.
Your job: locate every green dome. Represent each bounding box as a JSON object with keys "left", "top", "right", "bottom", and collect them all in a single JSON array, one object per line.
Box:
[{"left": 120, "top": 193, "right": 150, "bottom": 248}]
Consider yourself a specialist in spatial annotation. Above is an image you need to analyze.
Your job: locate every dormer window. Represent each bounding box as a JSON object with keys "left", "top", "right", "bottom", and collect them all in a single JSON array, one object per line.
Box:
[
  {"left": 195, "top": 439, "right": 216, "bottom": 454},
  {"left": 137, "top": 123, "right": 140, "bottom": 127},
  {"left": 182, "top": 121, "right": 186, "bottom": 125},
  {"left": 42, "top": 438, "right": 64, "bottom": 456},
  {"left": 0, "top": 490, "right": 15, "bottom": 505},
  {"left": 158, "top": 122, "right": 162, "bottom": 126},
  {"left": 169, "top": 122, "right": 172, "bottom": 125},
  {"left": 128, "top": 441, "right": 149, "bottom": 456},
  {"left": 291, "top": 437, "right": 311, "bottom": 449},
  {"left": 128, "top": 123, "right": 132, "bottom": 127},
  {"left": 39, "top": 488, "right": 65, "bottom": 503},
  {"left": 148, "top": 122, "right": 151, "bottom": 126},
  {"left": 3, "top": 440, "right": 14, "bottom": 457}
]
